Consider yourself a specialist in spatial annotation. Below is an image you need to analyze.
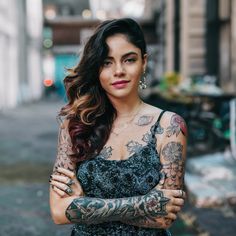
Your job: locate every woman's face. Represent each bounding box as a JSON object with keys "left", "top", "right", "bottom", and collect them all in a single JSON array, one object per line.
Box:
[{"left": 99, "top": 33, "right": 147, "bottom": 101}]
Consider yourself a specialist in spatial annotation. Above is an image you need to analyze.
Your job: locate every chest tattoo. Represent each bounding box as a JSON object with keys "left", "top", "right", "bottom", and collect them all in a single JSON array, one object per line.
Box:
[
  {"left": 136, "top": 115, "right": 154, "bottom": 126},
  {"left": 99, "top": 146, "right": 113, "bottom": 160},
  {"left": 126, "top": 140, "right": 143, "bottom": 155}
]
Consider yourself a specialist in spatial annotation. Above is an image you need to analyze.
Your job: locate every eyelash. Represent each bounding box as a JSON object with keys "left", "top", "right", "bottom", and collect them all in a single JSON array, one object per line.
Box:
[
  {"left": 125, "top": 58, "right": 136, "bottom": 63},
  {"left": 103, "top": 61, "right": 112, "bottom": 66},
  {"left": 102, "top": 58, "right": 137, "bottom": 67}
]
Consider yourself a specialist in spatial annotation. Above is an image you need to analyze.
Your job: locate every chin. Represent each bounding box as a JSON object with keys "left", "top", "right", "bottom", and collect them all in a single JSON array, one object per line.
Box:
[{"left": 110, "top": 91, "right": 136, "bottom": 100}]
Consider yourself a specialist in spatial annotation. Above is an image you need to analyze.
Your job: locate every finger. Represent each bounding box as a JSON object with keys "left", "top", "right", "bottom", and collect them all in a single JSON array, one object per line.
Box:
[
  {"left": 166, "top": 204, "right": 180, "bottom": 214},
  {"left": 171, "top": 205, "right": 181, "bottom": 213},
  {"left": 51, "top": 185, "right": 67, "bottom": 197},
  {"left": 165, "top": 212, "right": 177, "bottom": 221},
  {"left": 156, "top": 172, "right": 165, "bottom": 189},
  {"left": 51, "top": 174, "right": 73, "bottom": 186},
  {"left": 51, "top": 174, "right": 68, "bottom": 183},
  {"left": 170, "top": 189, "right": 185, "bottom": 198},
  {"left": 50, "top": 179, "right": 69, "bottom": 192},
  {"left": 50, "top": 180, "right": 74, "bottom": 196},
  {"left": 56, "top": 167, "right": 75, "bottom": 179},
  {"left": 173, "top": 198, "right": 184, "bottom": 207},
  {"left": 65, "top": 186, "right": 73, "bottom": 196},
  {"left": 178, "top": 189, "right": 186, "bottom": 199}
]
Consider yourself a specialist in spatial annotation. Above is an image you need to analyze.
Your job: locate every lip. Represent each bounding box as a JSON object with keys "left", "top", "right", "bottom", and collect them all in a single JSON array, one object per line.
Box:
[{"left": 111, "top": 80, "right": 130, "bottom": 85}]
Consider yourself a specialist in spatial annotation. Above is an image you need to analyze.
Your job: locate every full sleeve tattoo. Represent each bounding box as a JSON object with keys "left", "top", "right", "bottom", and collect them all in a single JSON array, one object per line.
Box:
[
  {"left": 123, "top": 113, "right": 187, "bottom": 228},
  {"left": 65, "top": 189, "right": 169, "bottom": 224}
]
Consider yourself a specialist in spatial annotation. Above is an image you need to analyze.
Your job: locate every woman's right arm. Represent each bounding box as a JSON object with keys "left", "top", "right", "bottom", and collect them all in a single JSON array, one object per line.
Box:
[{"left": 50, "top": 119, "right": 78, "bottom": 224}]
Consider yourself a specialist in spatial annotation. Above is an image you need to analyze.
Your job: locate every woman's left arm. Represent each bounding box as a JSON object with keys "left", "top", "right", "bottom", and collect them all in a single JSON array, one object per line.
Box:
[{"left": 124, "top": 112, "right": 187, "bottom": 228}]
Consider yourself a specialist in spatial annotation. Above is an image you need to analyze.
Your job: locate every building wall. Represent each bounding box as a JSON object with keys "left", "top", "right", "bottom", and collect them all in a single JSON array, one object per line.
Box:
[
  {"left": 181, "top": 0, "right": 206, "bottom": 78},
  {"left": 231, "top": 0, "right": 236, "bottom": 93},
  {"left": 165, "top": 0, "right": 174, "bottom": 72},
  {"left": 0, "top": 0, "right": 19, "bottom": 108},
  {"left": 0, "top": 0, "right": 43, "bottom": 110},
  {"left": 218, "top": 0, "right": 232, "bottom": 92},
  {"left": 155, "top": 0, "right": 206, "bottom": 79},
  {"left": 154, "top": 0, "right": 236, "bottom": 93}
]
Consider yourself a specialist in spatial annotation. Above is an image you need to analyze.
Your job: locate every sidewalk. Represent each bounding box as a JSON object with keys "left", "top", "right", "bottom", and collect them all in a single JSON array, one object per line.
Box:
[
  {"left": 0, "top": 98, "right": 235, "bottom": 235},
  {"left": 0, "top": 98, "right": 71, "bottom": 236},
  {"left": 183, "top": 152, "right": 236, "bottom": 236}
]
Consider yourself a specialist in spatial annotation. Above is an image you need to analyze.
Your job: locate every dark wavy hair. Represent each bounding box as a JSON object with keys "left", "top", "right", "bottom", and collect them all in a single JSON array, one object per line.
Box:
[{"left": 59, "top": 18, "right": 147, "bottom": 162}]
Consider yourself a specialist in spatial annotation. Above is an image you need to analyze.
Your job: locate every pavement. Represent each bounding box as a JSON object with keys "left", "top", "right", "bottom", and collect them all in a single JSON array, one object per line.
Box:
[
  {"left": 183, "top": 152, "right": 236, "bottom": 236},
  {"left": 0, "top": 97, "right": 236, "bottom": 236},
  {"left": 0, "top": 97, "right": 71, "bottom": 236}
]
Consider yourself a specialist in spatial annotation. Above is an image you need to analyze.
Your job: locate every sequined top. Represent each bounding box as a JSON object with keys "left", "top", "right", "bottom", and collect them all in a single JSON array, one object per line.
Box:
[{"left": 72, "top": 111, "right": 171, "bottom": 236}]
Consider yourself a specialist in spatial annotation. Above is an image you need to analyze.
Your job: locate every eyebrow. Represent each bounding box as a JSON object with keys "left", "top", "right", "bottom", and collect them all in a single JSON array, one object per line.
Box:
[{"left": 106, "top": 51, "right": 138, "bottom": 60}]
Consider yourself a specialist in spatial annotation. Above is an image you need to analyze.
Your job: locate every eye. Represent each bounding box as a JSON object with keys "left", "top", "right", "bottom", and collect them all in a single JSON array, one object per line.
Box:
[
  {"left": 124, "top": 58, "right": 137, "bottom": 63},
  {"left": 103, "top": 60, "right": 112, "bottom": 67}
]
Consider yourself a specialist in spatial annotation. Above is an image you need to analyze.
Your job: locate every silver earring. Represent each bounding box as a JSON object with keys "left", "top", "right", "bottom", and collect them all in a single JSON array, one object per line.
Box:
[{"left": 139, "top": 72, "right": 147, "bottom": 89}]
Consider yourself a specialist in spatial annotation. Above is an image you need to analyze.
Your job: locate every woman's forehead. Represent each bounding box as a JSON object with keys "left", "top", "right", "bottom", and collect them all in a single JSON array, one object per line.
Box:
[{"left": 105, "top": 34, "right": 141, "bottom": 56}]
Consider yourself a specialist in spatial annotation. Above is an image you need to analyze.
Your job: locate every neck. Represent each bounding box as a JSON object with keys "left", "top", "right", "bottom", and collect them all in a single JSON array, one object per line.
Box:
[{"left": 110, "top": 96, "right": 143, "bottom": 118}]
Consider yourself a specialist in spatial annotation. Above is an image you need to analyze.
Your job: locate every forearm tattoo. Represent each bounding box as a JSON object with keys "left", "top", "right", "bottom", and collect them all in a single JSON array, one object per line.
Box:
[
  {"left": 65, "top": 189, "right": 170, "bottom": 224},
  {"left": 124, "top": 216, "right": 171, "bottom": 229}
]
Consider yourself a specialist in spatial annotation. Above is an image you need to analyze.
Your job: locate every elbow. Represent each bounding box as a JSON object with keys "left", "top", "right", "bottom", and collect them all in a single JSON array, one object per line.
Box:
[
  {"left": 51, "top": 209, "right": 62, "bottom": 225},
  {"left": 51, "top": 208, "right": 68, "bottom": 225},
  {"left": 53, "top": 217, "right": 64, "bottom": 225}
]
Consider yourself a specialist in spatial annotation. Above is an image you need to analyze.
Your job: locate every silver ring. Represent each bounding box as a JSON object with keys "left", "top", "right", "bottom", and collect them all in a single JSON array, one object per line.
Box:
[
  {"left": 67, "top": 179, "right": 74, "bottom": 186},
  {"left": 65, "top": 187, "right": 73, "bottom": 195}
]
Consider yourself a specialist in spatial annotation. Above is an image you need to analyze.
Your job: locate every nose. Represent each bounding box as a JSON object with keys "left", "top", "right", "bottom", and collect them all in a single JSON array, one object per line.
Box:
[{"left": 114, "top": 63, "right": 125, "bottom": 77}]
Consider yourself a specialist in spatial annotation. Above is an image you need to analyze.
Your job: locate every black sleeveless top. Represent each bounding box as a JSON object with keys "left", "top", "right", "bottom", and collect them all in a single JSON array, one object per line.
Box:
[{"left": 72, "top": 111, "right": 171, "bottom": 236}]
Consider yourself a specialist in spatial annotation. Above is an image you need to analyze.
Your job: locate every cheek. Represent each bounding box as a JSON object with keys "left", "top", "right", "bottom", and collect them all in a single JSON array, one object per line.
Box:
[
  {"left": 99, "top": 71, "right": 110, "bottom": 88},
  {"left": 130, "top": 67, "right": 142, "bottom": 81}
]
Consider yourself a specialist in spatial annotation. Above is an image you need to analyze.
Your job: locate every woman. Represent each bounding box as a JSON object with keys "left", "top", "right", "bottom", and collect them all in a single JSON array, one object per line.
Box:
[{"left": 49, "top": 18, "right": 187, "bottom": 236}]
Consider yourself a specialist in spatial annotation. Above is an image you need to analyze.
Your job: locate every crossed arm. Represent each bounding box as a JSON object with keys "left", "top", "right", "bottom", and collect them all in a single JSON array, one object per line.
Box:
[{"left": 49, "top": 112, "right": 187, "bottom": 228}]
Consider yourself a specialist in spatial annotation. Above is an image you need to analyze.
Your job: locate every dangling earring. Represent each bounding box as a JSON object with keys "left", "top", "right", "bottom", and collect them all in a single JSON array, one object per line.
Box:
[{"left": 139, "top": 71, "right": 147, "bottom": 89}]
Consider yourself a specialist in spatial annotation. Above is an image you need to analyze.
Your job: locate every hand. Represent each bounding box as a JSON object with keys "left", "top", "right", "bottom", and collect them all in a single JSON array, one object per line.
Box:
[
  {"left": 49, "top": 167, "right": 84, "bottom": 198},
  {"left": 146, "top": 174, "right": 185, "bottom": 221}
]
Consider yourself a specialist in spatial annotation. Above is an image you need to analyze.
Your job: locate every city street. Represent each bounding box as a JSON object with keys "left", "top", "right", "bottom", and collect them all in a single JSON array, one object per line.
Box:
[{"left": 0, "top": 98, "right": 235, "bottom": 236}]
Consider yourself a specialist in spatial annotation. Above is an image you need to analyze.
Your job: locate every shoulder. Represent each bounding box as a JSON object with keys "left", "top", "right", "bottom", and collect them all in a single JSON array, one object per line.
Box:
[
  {"left": 56, "top": 118, "right": 73, "bottom": 145},
  {"left": 143, "top": 103, "right": 185, "bottom": 124},
  {"left": 161, "top": 111, "right": 187, "bottom": 138},
  {"left": 57, "top": 117, "right": 70, "bottom": 130},
  {"left": 160, "top": 111, "right": 186, "bottom": 133},
  {"left": 143, "top": 103, "right": 187, "bottom": 138}
]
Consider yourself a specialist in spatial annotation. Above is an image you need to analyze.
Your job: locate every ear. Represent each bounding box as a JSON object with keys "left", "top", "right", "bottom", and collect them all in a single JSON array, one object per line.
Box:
[{"left": 142, "top": 54, "right": 148, "bottom": 72}]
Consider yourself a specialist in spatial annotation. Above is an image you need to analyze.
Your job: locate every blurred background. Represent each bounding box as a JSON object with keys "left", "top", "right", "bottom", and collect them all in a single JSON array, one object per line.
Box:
[{"left": 0, "top": 0, "right": 236, "bottom": 235}]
